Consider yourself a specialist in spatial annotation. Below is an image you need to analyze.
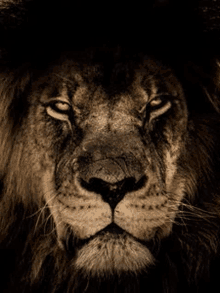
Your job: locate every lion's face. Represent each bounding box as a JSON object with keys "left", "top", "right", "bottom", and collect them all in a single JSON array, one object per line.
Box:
[{"left": 23, "top": 54, "right": 188, "bottom": 277}]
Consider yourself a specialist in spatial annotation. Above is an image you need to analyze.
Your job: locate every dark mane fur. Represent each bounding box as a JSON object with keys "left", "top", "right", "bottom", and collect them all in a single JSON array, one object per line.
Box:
[{"left": 1, "top": 1, "right": 220, "bottom": 293}]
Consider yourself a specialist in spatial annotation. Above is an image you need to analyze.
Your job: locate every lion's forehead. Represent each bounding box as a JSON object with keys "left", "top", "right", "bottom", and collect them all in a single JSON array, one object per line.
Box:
[{"left": 38, "top": 57, "right": 182, "bottom": 110}]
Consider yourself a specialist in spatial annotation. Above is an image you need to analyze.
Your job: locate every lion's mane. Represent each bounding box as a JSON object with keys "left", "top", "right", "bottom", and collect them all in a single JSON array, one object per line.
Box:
[{"left": 1, "top": 1, "right": 220, "bottom": 293}]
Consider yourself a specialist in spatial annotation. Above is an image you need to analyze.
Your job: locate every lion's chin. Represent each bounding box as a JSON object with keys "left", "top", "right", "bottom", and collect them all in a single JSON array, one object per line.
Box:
[{"left": 72, "top": 232, "right": 155, "bottom": 277}]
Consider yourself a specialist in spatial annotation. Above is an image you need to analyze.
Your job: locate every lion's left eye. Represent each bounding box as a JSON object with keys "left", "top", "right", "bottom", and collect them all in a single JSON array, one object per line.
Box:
[
  {"left": 148, "top": 97, "right": 171, "bottom": 122},
  {"left": 149, "top": 97, "right": 163, "bottom": 107}
]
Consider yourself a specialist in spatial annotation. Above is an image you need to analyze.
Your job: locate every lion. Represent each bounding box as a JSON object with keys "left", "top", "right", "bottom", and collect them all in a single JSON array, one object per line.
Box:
[{"left": 1, "top": 45, "right": 220, "bottom": 293}]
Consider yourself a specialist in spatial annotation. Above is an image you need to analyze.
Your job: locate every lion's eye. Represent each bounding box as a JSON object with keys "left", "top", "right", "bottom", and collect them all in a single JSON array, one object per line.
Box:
[
  {"left": 148, "top": 97, "right": 171, "bottom": 122},
  {"left": 46, "top": 101, "right": 72, "bottom": 121},
  {"left": 52, "top": 101, "right": 71, "bottom": 113}
]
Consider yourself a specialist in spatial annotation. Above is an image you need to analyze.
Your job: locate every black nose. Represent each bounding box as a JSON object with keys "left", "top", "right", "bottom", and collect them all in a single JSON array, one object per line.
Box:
[
  {"left": 80, "top": 176, "right": 147, "bottom": 210},
  {"left": 78, "top": 156, "right": 147, "bottom": 209}
]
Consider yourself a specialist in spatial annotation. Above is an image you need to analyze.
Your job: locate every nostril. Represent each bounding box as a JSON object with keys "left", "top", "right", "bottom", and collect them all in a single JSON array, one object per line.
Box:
[
  {"left": 133, "top": 175, "right": 148, "bottom": 191},
  {"left": 80, "top": 177, "right": 110, "bottom": 194}
]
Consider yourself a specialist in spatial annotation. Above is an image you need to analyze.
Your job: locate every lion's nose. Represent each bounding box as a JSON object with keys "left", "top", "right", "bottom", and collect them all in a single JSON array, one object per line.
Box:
[
  {"left": 81, "top": 177, "right": 135, "bottom": 210},
  {"left": 79, "top": 158, "right": 147, "bottom": 210}
]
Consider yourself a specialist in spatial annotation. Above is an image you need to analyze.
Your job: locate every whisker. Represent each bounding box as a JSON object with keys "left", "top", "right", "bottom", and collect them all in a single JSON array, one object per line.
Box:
[
  {"left": 44, "top": 218, "right": 63, "bottom": 236},
  {"left": 33, "top": 191, "right": 58, "bottom": 234},
  {"left": 166, "top": 191, "right": 217, "bottom": 217},
  {"left": 26, "top": 187, "right": 58, "bottom": 219}
]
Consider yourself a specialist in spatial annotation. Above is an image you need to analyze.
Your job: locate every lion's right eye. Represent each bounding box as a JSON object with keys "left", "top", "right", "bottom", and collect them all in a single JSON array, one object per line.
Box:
[
  {"left": 46, "top": 101, "right": 72, "bottom": 121},
  {"left": 52, "top": 101, "right": 71, "bottom": 113}
]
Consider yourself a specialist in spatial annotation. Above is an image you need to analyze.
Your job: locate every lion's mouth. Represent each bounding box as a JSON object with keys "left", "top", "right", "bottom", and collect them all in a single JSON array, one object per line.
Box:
[
  {"left": 64, "top": 222, "right": 157, "bottom": 254},
  {"left": 74, "top": 223, "right": 127, "bottom": 248},
  {"left": 96, "top": 222, "right": 125, "bottom": 236}
]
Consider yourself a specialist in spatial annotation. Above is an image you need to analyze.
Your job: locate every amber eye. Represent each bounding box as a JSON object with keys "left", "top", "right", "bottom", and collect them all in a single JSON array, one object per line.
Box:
[
  {"left": 148, "top": 97, "right": 172, "bottom": 122},
  {"left": 149, "top": 97, "right": 162, "bottom": 107},
  {"left": 52, "top": 101, "right": 71, "bottom": 113}
]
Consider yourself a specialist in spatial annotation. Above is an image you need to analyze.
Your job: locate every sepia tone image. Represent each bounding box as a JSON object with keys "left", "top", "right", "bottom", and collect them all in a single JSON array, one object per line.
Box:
[{"left": 0, "top": 0, "right": 220, "bottom": 292}]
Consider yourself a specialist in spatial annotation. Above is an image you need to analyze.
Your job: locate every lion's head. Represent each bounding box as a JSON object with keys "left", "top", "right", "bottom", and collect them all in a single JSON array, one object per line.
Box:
[
  {"left": 29, "top": 53, "right": 188, "bottom": 274},
  {"left": 1, "top": 47, "right": 220, "bottom": 292}
]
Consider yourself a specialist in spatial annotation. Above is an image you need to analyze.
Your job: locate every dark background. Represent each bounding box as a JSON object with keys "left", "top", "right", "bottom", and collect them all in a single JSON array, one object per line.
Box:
[{"left": 0, "top": 0, "right": 220, "bottom": 64}]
